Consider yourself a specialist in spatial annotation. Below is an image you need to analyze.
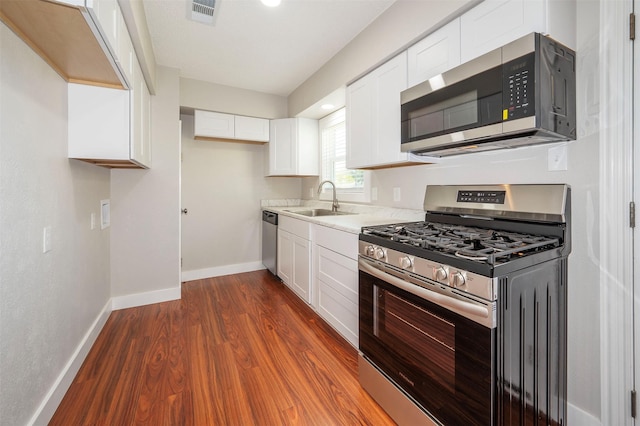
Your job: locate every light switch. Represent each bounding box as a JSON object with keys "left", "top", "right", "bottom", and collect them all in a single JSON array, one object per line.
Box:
[
  {"left": 371, "top": 187, "right": 378, "bottom": 201},
  {"left": 393, "top": 187, "right": 401, "bottom": 202},
  {"left": 43, "top": 226, "right": 52, "bottom": 253},
  {"left": 90, "top": 213, "right": 96, "bottom": 230}
]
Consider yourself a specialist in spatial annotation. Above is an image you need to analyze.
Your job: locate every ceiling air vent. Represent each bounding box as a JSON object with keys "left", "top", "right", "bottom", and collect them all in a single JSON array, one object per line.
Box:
[{"left": 188, "top": 0, "right": 217, "bottom": 25}]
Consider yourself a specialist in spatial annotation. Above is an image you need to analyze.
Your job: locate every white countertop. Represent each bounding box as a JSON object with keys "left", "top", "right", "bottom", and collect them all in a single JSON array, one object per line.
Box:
[{"left": 262, "top": 200, "right": 425, "bottom": 234}]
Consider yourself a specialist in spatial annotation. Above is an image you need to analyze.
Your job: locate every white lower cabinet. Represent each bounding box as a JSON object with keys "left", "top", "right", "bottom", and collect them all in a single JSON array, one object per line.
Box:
[
  {"left": 276, "top": 216, "right": 359, "bottom": 347},
  {"left": 277, "top": 216, "right": 312, "bottom": 304},
  {"left": 313, "top": 225, "right": 359, "bottom": 348}
]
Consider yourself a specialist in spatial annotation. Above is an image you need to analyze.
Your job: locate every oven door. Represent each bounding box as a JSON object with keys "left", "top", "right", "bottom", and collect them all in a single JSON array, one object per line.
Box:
[{"left": 359, "top": 258, "right": 495, "bottom": 426}]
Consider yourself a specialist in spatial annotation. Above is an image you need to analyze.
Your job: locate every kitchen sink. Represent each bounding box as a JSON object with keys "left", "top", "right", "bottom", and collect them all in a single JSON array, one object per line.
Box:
[{"left": 285, "top": 209, "right": 355, "bottom": 217}]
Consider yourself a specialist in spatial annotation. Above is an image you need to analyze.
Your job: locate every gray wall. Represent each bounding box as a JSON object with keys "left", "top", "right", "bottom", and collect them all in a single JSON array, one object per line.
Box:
[
  {"left": 0, "top": 24, "right": 111, "bottom": 425},
  {"left": 180, "top": 114, "right": 301, "bottom": 274},
  {"left": 110, "top": 66, "right": 181, "bottom": 299}
]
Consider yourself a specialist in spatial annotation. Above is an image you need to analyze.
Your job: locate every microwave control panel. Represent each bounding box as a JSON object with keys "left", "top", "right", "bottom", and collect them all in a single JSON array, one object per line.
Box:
[{"left": 503, "top": 52, "right": 535, "bottom": 121}]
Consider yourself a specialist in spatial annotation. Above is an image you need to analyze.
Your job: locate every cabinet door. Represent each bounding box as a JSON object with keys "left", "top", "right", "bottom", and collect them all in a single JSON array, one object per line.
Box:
[
  {"left": 194, "top": 110, "right": 235, "bottom": 139},
  {"left": 346, "top": 75, "right": 374, "bottom": 169},
  {"left": 277, "top": 229, "right": 294, "bottom": 286},
  {"left": 316, "top": 246, "right": 358, "bottom": 347},
  {"left": 235, "top": 116, "right": 269, "bottom": 142},
  {"left": 116, "top": 7, "right": 134, "bottom": 85},
  {"left": 408, "top": 18, "right": 461, "bottom": 87},
  {"left": 88, "top": 0, "right": 118, "bottom": 56},
  {"left": 374, "top": 51, "right": 407, "bottom": 164},
  {"left": 295, "top": 118, "right": 319, "bottom": 175},
  {"left": 68, "top": 83, "right": 129, "bottom": 160},
  {"left": 460, "top": 0, "right": 544, "bottom": 63},
  {"left": 291, "top": 236, "right": 312, "bottom": 304},
  {"left": 268, "top": 118, "right": 296, "bottom": 175},
  {"left": 140, "top": 74, "right": 152, "bottom": 167}
]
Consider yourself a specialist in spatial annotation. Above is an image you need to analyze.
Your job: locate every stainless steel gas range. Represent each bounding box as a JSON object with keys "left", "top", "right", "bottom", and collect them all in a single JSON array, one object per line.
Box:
[{"left": 358, "top": 184, "right": 570, "bottom": 426}]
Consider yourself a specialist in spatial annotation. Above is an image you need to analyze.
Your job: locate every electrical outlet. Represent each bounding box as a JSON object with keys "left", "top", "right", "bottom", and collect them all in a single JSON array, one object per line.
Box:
[
  {"left": 548, "top": 144, "right": 568, "bottom": 171},
  {"left": 309, "top": 188, "right": 314, "bottom": 198},
  {"left": 371, "top": 187, "right": 378, "bottom": 201},
  {"left": 393, "top": 187, "right": 401, "bottom": 202}
]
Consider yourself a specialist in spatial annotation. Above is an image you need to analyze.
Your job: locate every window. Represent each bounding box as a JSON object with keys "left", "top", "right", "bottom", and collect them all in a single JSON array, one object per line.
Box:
[{"left": 319, "top": 108, "right": 370, "bottom": 203}]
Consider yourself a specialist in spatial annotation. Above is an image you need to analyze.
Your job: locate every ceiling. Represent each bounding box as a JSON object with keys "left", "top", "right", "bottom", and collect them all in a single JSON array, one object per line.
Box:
[{"left": 142, "top": 0, "right": 397, "bottom": 98}]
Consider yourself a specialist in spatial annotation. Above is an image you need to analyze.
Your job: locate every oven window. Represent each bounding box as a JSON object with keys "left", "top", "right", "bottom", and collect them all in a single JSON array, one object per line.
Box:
[
  {"left": 377, "top": 288, "right": 455, "bottom": 393},
  {"left": 359, "top": 271, "right": 494, "bottom": 426}
]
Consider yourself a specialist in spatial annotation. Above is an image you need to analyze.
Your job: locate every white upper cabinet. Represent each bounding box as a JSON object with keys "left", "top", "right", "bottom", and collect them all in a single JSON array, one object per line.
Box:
[
  {"left": 194, "top": 111, "right": 235, "bottom": 139},
  {"left": 194, "top": 110, "right": 269, "bottom": 142},
  {"left": 68, "top": 54, "right": 152, "bottom": 168},
  {"left": 407, "top": 18, "right": 461, "bottom": 88},
  {"left": 460, "top": 0, "right": 576, "bottom": 63},
  {"left": 347, "top": 51, "right": 431, "bottom": 169},
  {"left": 267, "top": 118, "right": 318, "bottom": 176},
  {"left": 235, "top": 115, "right": 270, "bottom": 142}
]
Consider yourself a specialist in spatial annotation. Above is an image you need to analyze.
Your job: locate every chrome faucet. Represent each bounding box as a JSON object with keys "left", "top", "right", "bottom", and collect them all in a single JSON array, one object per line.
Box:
[{"left": 318, "top": 180, "right": 339, "bottom": 212}]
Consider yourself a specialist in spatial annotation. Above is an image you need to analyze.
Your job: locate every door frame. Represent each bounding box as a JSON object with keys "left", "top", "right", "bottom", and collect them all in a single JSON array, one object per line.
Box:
[{"left": 601, "top": 0, "right": 635, "bottom": 425}]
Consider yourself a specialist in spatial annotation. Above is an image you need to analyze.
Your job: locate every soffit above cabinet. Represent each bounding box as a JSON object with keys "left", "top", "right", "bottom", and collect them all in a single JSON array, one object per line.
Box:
[{"left": 0, "top": 0, "right": 123, "bottom": 88}]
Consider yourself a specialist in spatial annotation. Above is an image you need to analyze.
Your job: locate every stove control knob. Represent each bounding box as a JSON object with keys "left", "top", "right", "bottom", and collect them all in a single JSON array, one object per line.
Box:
[
  {"left": 450, "top": 272, "right": 466, "bottom": 288},
  {"left": 400, "top": 256, "right": 413, "bottom": 270},
  {"left": 374, "top": 247, "right": 386, "bottom": 260},
  {"left": 365, "top": 245, "right": 376, "bottom": 257},
  {"left": 433, "top": 267, "right": 448, "bottom": 282}
]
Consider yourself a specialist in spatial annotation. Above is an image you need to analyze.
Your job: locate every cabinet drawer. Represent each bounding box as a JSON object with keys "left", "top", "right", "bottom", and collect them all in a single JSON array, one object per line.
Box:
[
  {"left": 316, "top": 246, "right": 358, "bottom": 347},
  {"left": 315, "top": 225, "right": 358, "bottom": 260},
  {"left": 279, "top": 215, "right": 312, "bottom": 240}
]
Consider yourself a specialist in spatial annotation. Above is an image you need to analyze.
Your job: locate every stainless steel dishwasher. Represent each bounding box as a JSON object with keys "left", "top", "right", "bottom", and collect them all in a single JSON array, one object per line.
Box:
[{"left": 262, "top": 210, "right": 278, "bottom": 275}]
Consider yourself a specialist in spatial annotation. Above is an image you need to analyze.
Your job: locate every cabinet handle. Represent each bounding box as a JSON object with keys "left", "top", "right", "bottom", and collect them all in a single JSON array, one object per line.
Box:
[{"left": 181, "top": 208, "right": 188, "bottom": 215}]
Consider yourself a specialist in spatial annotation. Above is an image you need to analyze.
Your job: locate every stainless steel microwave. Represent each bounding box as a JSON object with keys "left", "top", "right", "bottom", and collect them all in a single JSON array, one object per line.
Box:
[{"left": 400, "top": 33, "right": 576, "bottom": 157}]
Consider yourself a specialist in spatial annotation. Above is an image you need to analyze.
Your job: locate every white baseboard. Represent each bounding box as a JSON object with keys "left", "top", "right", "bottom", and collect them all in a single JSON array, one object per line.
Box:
[
  {"left": 111, "top": 286, "right": 181, "bottom": 310},
  {"left": 568, "top": 402, "right": 601, "bottom": 426},
  {"left": 181, "top": 261, "right": 265, "bottom": 282},
  {"left": 29, "top": 299, "right": 112, "bottom": 426}
]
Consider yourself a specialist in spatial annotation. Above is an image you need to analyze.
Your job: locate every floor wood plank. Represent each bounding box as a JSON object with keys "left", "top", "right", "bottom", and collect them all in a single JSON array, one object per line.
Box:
[{"left": 50, "top": 270, "right": 395, "bottom": 425}]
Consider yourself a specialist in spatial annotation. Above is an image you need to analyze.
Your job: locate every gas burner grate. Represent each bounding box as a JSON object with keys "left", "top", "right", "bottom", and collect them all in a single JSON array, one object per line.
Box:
[{"left": 362, "top": 221, "right": 561, "bottom": 265}]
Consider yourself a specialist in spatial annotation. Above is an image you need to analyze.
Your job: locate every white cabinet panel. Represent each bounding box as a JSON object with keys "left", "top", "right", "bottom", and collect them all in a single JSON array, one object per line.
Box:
[
  {"left": 408, "top": 18, "right": 461, "bottom": 88},
  {"left": 68, "top": 53, "right": 151, "bottom": 168},
  {"left": 460, "top": 0, "right": 575, "bottom": 64},
  {"left": 278, "top": 216, "right": 313, "bottom": 304},
  {"left": 194, "top": 110, "right": 235, "bottom": 139},
  {"left": 277, "top": 229, "right": 294, "bottom": 288},
  {"left": 316, "top": 245, "right": 359, "bottom": 347},
  {"left": 68, "top": 83, "right": 130, "bottom": 160},
  {"left": 347, "top": 51, "right": 427, "bottom": 169},
  {"left": 267, "top": 118, "right": 318, "bottom": 176},
  {"left": 235, "top": 116, "right": 269, "bottom": 142}
]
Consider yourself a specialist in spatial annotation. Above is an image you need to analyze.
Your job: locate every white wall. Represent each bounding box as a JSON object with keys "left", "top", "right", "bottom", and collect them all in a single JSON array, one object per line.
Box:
[
  {"left": 0, "top": 24, "right": 111, "bottom": 425},
  {"left": 288, "top": 0, "right": 478, "bottom": 116},
  {"left": 110, "top": 66, "right": 181, "bottom": 305},
  {"left": 180, "top": 77, "right": 288, "bottom": 119},
  {"left": 180, "top": 114, "right": 301, "bottom": 278},
  {"left": 296, "top": 0, "right": 602, "bottom": 421}
]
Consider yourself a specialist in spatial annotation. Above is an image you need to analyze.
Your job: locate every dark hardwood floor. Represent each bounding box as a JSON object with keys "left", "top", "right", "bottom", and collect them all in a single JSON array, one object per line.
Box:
[{"left": 50, "top": 270, "right": 395, "bottom": 425}]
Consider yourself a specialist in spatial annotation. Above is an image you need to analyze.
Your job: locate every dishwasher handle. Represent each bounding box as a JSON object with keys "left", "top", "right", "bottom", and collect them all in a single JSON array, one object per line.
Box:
[{"left": 262, "top": 210, "right": 278, "bottom": 225}]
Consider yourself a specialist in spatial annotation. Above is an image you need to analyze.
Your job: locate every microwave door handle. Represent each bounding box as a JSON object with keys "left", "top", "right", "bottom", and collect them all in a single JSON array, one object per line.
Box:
[{"left": 359, "top": 259, "right": 493, "bottom": 326}]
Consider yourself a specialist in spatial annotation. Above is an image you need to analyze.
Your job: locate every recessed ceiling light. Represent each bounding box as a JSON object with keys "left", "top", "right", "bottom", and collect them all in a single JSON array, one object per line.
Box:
[
  {"left": 321, "top": 104, "right": 334, "bottom": 110},
  {"left": 261, "top": 0, "right": 281, "bottom": 7}
]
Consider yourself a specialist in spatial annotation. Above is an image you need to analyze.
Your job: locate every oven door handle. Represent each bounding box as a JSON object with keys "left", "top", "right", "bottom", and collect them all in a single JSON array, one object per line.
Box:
[{"left": 359, "top": 259, "right": 495, "bottom": 327}]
